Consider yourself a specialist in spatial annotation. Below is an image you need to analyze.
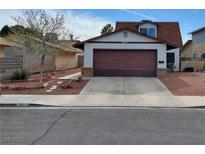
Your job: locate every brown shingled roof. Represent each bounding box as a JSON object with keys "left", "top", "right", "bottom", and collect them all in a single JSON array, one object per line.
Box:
[
  {"left": 115, "top": 21, "right": 183, "bottom": 48},
  {"left": 74, "top": 28, "right": 179, "bottom": 49},
  {"left": 0, "top": 36, "right": 16, "bottom": 47}
]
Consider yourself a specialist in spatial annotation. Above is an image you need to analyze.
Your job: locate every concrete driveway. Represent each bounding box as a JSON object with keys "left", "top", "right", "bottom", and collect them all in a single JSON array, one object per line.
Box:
[{"left": 80, "top": 77, "right": 171, "bottom": 96}]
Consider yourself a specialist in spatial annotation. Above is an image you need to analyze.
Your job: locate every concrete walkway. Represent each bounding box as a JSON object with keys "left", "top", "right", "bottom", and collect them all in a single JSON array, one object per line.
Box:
[
  {"left": 1, "top": 95, "right": 205, "bottom": 107},
  {"left": 58, "top": 72, "right": 81, "bottom": 80}
]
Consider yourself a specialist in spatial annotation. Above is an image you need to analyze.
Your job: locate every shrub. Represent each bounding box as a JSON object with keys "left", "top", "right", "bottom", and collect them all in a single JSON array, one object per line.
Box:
[
  {"left": 167, "top": 63, "right": 176, "bottom": 72},
  {"left": 0, "top": 25, "right": 11, "bottom": 37},
  {"left": 11, "top": 69, "right": 28, "bottom": 80}
]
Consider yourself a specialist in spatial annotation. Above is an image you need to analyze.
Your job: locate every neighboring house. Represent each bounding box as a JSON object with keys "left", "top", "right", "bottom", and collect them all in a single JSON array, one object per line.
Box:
[
  {"left": 54, "top": 40, "right": 84, "bottom": 68},
  {"left": 75, "top": 20, "right": 182, "bottom": 77},
  {"left": 180, "top": 26, "right": 205, "bottom": 72},
  {"left": 0, "top": 34, "right": 81, "bottom": 79}
]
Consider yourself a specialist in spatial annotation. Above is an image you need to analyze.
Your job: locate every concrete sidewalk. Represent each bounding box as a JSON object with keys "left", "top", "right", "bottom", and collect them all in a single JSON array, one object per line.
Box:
[
  {"left": 1, "top": 95, "right": 205, "bottom": 107},
  {"left": 58, "top": 72, "right": 81, "bottom": 80}
]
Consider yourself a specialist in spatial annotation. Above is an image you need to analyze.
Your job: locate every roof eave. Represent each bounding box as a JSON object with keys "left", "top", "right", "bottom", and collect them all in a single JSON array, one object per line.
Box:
[
  {"left": 73, "top": 28, "right": 179, "bottom": 50},
  {"left": 189, "top": 27, "right": 205, "bottom": 34}
]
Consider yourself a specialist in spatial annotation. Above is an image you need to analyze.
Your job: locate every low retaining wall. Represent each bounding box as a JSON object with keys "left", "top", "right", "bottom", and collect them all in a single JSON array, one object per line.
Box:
[{"left": 181, "top": 60, "right": 205, "bottom": 72}]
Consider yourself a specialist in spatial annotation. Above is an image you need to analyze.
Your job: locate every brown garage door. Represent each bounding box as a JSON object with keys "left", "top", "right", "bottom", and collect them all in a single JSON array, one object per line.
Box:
[{"left": 93, "top": 49, "right": 157, "bottom": 77}]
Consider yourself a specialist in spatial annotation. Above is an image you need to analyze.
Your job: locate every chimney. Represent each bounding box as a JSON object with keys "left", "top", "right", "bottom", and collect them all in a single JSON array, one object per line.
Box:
[{"left": 141, "top": 20, "right": 152, "bottom": 23}]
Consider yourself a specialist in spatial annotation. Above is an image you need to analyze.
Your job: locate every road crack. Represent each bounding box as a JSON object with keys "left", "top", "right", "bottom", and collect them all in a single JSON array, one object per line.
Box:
[{"left": 31, "top": 110, "right": 72, "bottom": 145}]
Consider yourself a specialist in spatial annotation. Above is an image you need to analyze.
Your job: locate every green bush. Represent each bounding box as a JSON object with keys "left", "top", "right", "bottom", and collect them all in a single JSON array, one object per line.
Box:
[
  {"left": 167, "top": 63, "right": 176, "bottom": 72},
  {"left": 0, "top": 25, "right": 11, "bottom": 37},
  {"left": 11, "top": 69, "right": 28, "bottom": 80}
]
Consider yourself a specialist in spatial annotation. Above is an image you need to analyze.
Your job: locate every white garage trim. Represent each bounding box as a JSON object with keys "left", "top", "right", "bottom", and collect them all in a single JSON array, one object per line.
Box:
[{"left": 84, "top": 42, "right": 167, "bottom": 69}]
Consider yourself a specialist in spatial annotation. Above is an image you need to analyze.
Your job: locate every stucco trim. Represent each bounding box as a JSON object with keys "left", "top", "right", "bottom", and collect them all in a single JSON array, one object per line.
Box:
[{"left": 84, "top": 42, "right": 167, "bottom": 70}]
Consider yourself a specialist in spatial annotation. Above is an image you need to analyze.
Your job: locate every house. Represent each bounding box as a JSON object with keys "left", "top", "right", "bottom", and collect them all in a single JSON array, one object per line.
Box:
[
  {"left": 180, "top": 26, "right": 205, "bottom": 72},
  {"left": 54, "top": 40, "right": 84, "bottom": 69},
  {"left": 0, "top": 34, "right": 82, "bottom": 79},
  {"left": 75, "top": 20, "right": 182, "bottom": 77}
]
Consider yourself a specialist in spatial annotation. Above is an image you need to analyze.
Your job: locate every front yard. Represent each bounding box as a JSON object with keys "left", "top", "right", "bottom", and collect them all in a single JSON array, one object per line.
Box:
[
  {"left": 160, "top": 72, "right": 205, "bottom": 96},
  {"left": 1, "top": 69, "right": 205, "bottom": 96},
  {"left": 0, "top": 68, "right": 89, "bottom": 95}
]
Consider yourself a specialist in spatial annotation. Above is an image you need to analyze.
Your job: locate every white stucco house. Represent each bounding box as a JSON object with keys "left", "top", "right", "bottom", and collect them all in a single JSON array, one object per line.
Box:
[{"left": 75, "top": 20, "right": 183, "bottom": 77}]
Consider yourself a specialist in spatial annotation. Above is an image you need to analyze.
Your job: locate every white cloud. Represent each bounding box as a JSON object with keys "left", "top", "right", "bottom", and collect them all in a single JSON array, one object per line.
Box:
[
  {"left": 182, "top": 35, "right": 191, "bottom": 44},
  {"left": 0, "top": 9, "right": 22, "bottom": 28},
  {"left": 120, "top": 9, "right": 158, "bottom": 21},
  {"left": 0, "top": 9, "right": 113, "bottom": 41},
  {"left": 61, "top": 10, "right": 113, "bottom": 40}
]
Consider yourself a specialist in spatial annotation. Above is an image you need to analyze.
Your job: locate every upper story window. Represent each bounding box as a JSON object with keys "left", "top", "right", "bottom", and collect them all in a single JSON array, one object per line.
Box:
[
  {"left": 139, "top": 28, "right": 156, "bottom": 37},
  {"left": 123, "top": 31, "right": 128, "bottom": 38}
]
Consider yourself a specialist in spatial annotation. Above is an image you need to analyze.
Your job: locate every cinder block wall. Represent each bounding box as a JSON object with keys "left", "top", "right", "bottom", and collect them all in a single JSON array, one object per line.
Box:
[
  {"left": 4, "top": 47, "right": 55, "bottom": 74},
  {"left": 0, "top": 55, "right": 23, "bottom": 79}
]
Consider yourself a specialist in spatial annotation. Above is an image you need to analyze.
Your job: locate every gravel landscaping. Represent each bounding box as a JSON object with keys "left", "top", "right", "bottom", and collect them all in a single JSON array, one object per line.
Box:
[
  {"left": 1, "top": 79, "right": 88, "bottom": 95},
  {"left": 0, "top": 67, "right": 89, "bottom": 95},
  {"left": 159, "top": 72, "right": 205, "bottom": 96}
]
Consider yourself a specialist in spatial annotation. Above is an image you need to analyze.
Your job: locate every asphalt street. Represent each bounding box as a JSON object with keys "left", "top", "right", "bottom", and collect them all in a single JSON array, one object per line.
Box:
[{"left": 1, "top": 107, "right": 205, "bottom": 144}]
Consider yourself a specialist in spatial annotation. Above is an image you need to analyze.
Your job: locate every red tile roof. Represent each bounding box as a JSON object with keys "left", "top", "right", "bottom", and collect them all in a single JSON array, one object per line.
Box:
[
  {"left": 115, "top": 21, "right": 183, "bottom": 48},
  {"left": 0, "top": 36, "right": 16, "bottom": 46}
]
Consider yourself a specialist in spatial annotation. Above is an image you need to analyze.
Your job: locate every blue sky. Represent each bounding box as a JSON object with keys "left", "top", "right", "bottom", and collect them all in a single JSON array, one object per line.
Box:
[{"left": 0, "top": 9, "right": 205, "bottom": 43}]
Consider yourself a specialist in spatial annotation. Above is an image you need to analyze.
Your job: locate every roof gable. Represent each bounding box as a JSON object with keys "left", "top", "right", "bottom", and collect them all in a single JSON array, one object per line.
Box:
[
  {"left": 93, "top": 30, "right": 158, "bottom": 42},
  {"left": 74, "top": 28, "right": 179, "bottom": 49}
]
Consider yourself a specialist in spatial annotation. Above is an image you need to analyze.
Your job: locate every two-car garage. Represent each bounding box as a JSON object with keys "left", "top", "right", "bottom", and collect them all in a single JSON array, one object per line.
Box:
[{"left": 93, "top": 49, "right": 157, "bottom": 77}]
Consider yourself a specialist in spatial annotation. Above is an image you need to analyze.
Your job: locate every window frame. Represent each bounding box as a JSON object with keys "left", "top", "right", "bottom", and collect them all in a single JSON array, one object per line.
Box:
[
  {"left": 139, "top": 27, "right": 156, "bottom": 37},
  {"left": 167, "top": 52, "right": 175, "bottom": 63},
  {"left": 123, "top": 31, "right": 128, "bottom": 38},
  {"left": 147, "top": 28, "right": 156, "bottom": 37}
]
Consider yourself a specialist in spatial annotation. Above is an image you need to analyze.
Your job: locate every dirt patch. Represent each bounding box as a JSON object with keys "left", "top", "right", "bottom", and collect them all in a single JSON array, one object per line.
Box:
[
  {"left": 0, "top": 81, "right": 43, "bottom": 90},
  {"left": 1, "top": 80, "right": 89, "bottom": 95},
  {"left": 0, "top": 67, "right": 89, "bottom": 95},
  {"left": 159, "top": 72, "right": 205, "bottom": 96}
]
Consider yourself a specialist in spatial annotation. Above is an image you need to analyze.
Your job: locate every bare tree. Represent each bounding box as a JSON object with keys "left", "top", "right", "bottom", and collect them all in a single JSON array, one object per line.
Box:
[{"left": 12, "top": 10, "right": 71, "bottom": 83}]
